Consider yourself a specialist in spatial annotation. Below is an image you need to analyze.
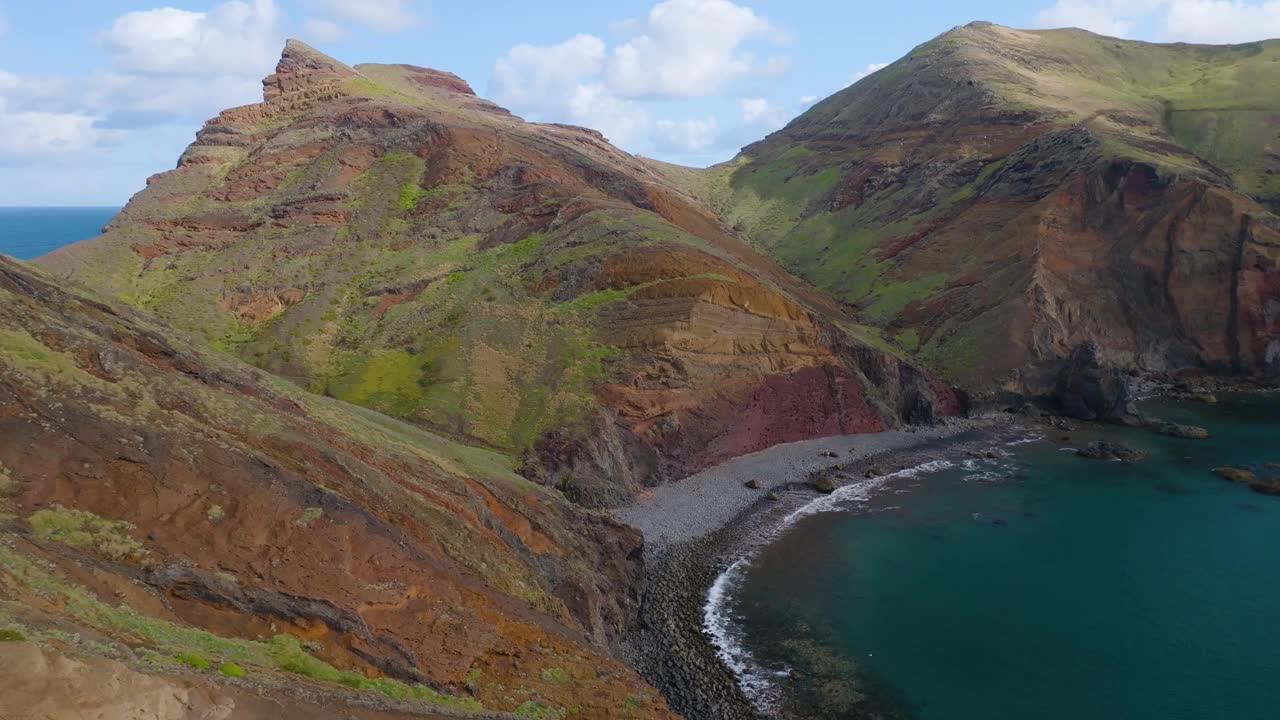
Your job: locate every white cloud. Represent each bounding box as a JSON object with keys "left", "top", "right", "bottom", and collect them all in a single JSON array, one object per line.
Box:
[
  {"left": 1035, "top": 0, "right": 1142, "bottom": 35},
  {"left": 92, "top": 0, "right": 282, "bottom": 121},
  {"left": 739, "top": 97, "right": 789, "bottom": 131},
  {"left": 100, "top": 0, "right": 281, "bottom": 76},
  {"left": 490, "top": 34, "right": 649, "bottom": 144},
  {"left": 492, "top": 34, "right": 606, "bottom": 113},
  {"left": 566, "top": 83, "right": 650, "bottom": 145},
  {"left": 0, "top": 104, "right": 109, "bottom": 159},
  {"left": 0, "top": 69, "right": 120, "bottom": 164},
  {"left": 653, "top": 116, "right": 719, "bottom": 152},
  {"left": 1161, "top": 0, "right": 1280, "bottom": 43},
  {"left": 302, "top": 18, "right": 346, "bottom": 44},
  {"left": 490, "top": 0, "right": 789, "bottom": 153},
  {"left": 1033, "top": 0, "right": 1280, "bottom": 42},
  {"left": 799, "top": 94, "right": 819, "bottom": 103},
  {"left": 86, "top": 71, "right": 263, "bottom": 118},
  {"left": 605, "top": 0, "right": 784, "bottom": 98},
  {"left": 849, "top": 62, "right": 889, "bottom": 85},
  {"left": 312, "top": 0, "right": 420, "bottom": 33}
]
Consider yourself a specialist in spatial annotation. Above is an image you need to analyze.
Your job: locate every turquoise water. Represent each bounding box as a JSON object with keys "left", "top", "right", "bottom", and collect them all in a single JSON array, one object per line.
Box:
[
  {"left": 725, "top": 394, "right": 1280, "bottom": 720},
  {"left": 0, "top": 207, "right": 117, "bottom": 260}
]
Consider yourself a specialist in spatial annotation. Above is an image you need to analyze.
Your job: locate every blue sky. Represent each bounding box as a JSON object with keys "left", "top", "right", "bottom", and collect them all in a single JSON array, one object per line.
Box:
[{"left": 1, "top": 0, "right": 1278, "bottom": 206}]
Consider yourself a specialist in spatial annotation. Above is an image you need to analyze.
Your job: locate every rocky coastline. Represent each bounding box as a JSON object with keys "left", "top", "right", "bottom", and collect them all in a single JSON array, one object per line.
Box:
[{"left": 614, "top": 417, "right": 1031, "bottom": 720}]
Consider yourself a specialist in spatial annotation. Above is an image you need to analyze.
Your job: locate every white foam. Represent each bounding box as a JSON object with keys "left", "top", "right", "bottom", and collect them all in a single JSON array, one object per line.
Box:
[
  {"left": 780, "top": 459, "right": 954, "bottom": 527},
  {"left": 1005, "top": 433, "right": 1045, "bottom": 446},
  {"left": 702, "top": 457, "right": 957, "bottom": 707},
  {"left": 702, "top": 559, "right": 777, "bottom": 704}
]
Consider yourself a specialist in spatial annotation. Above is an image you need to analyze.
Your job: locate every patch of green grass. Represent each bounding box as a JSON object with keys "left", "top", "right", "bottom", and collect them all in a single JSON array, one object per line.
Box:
[
  {"left": 0, "top": 626, "right": 26, "bottom": 642},
  {"left": 557, "top": 288, "right": 627, "bottom": 313},
  {"left": 624, "top": 693, "right": 645, "bottom": 710},
  {"left": 861, "top": 273, "right": 947, "bottom": 323},
  {"left": 218, "top": 661, "right": 247, "bottom": 678},
  {"left": 28, "top": 506, "right": 146, "bottom": 561},
  {"left": 175, "top": 652, "right": 212, "bottom": 670},
  {"left": 0, "top": 543, "right": 480, "bottom": 711},
  {"left": 515, "top": 701, "right": 564, "bottom": 720},
  {"left": 330, "top": 350, "right": 429, "bottom": 418},
  {"left": 541, "top": 667, "right": 570, "bottom": 684},
  {"left": 397, "top": 182, "right": 427, "bottom": 210},
  {"left": 895, "top": 328, "right": 921, "bottom": 352},
  {"left": 295, "top": 507, "right": 324, "bottom": 528},
  {"left": 269, "top": 635, "right": 482, "bottom": 710}
]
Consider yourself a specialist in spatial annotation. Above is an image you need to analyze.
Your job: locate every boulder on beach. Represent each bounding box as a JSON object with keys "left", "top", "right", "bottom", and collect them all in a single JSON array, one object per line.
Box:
[
  {"left": 1194, "top": 393, "right": 1218, "bottom": 404},
  {"left": 744, "top": 478, "right": 762, "bottom": 490},
  {"left": 865, "top": 465, "right": 888, "bottom": 478},
  {"left": 811, "top": 474, "right": 837, "bottom": 494},
  {"left": 766, "top": 491, "right": 781, "bottom": 501},
  {"left": 1214, "top": 467, "right": 1257, "bottom": 484},
  {"left": 1078, "top": 441, "right": 1147, "bottom": 463}
]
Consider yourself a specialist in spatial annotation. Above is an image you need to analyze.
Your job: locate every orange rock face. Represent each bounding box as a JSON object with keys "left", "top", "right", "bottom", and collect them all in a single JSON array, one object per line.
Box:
[{"left": 0, "top": 256, "right": 674, "bottom": 718}]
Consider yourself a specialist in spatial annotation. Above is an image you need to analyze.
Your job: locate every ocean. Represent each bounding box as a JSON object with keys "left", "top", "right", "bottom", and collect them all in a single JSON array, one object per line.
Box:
[
  {"left": 0, "top": 207, "right": 118, "bottom": 260},
  {"left": 714, "top": 393, "right": 1280, "bottom": 720}
]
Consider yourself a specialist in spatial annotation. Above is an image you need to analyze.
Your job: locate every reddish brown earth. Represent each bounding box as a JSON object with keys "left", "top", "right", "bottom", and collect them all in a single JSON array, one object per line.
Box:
[
  {"left": 0, "top": 256, "right": 673, "bottom": 719},
  {"left": 685, "top": 23, "right": 1280, "bottom": 416},
  {"left": 39, "top": 40, "right": 961, "bottom": 508}
]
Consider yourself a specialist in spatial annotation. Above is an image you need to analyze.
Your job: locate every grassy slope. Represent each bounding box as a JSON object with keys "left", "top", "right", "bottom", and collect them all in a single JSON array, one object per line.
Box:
[
  {"left": 41, "top": 65, "right": 744, "bottom": 457},
  {"left": 651, "top": 24, "right": 1280, "bottom": 380},
  {"left": 0, "top": 255, "right": 669, "bottom": 718}
]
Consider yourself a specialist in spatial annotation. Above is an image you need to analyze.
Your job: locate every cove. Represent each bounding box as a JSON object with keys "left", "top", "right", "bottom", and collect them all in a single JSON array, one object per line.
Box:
[{"left": 721, "top": 394, "right": 1280, "bottom": 720}]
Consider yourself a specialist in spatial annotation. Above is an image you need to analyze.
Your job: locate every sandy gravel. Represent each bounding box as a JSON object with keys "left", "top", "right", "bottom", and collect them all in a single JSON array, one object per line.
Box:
[{"left": 615, "top": 417, "right": 1004, "bottom": 559}]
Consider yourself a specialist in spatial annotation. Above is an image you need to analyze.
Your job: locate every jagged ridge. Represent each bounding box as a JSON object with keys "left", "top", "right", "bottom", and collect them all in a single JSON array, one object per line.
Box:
[{"left": 40, "top": 40, "right": 961, "bottom": 507}]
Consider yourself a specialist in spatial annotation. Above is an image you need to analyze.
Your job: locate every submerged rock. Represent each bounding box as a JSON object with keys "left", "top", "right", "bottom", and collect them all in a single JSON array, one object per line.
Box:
[
  {"left": 1249, "top": 480, "right": 1280, "bottom": 497},
  {"left": 1078, "top": 441, "right": 1147, "bottom": 463},
  {"left": 1142, "top": 416, "right": 1211, "bottom": 440},
  {"left": 1214, "top": 467, "right": 1257, "bottom": 484}
]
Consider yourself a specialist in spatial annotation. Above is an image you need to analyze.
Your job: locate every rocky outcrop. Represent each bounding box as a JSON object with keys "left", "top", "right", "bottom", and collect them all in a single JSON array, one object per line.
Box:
[
  {"left": 669, "top": 23, "right": 1280, "bottom": 402},
  {"left": 40, "top": 41, "right": 960, "bottom": 509},
  {"left": 1077, "top": 441, "right": 1147, "bottom": 463},
  {"left": 0, "top": 257, "right": 672, "bottom": 718}
]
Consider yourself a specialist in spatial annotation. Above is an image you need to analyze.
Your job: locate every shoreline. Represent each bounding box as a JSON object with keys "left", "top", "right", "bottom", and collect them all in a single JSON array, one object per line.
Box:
[{"left": 613, "top": 416, "right": 1032, "bottom": 720}]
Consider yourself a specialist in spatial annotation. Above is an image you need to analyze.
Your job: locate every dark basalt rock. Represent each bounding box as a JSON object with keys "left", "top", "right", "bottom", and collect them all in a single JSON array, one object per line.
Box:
[
  {"left": 1052, "top": 343, "right": 1139, "bottom": 422},
  {"left": 1078, "top": 441, "right": 1147, "bottom": 463}
]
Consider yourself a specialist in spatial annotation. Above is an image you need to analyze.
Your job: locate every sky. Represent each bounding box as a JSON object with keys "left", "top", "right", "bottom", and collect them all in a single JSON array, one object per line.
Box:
[{"left": 1, "top": 0, "right": 1279, "bottom": 206}]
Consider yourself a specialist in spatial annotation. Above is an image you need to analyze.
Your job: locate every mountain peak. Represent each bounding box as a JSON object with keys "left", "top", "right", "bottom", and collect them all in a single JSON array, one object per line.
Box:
[{"left": 262, "top": 39, "right": 355, "bottom": 101}]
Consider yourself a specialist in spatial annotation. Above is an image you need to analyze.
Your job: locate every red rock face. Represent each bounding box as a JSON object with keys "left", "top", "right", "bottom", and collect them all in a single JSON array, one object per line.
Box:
[
  {"left": 725, "top": 24, "right": 1280, "bottom": 399},
  {"left": 692, "top": 366, "right": 889, "bottom": 470}
]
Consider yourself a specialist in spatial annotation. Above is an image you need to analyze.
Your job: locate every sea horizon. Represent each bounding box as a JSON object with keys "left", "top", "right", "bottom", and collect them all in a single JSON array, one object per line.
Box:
[{"left": 0, "top": 206, "right": 120, "bottom": 260}]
